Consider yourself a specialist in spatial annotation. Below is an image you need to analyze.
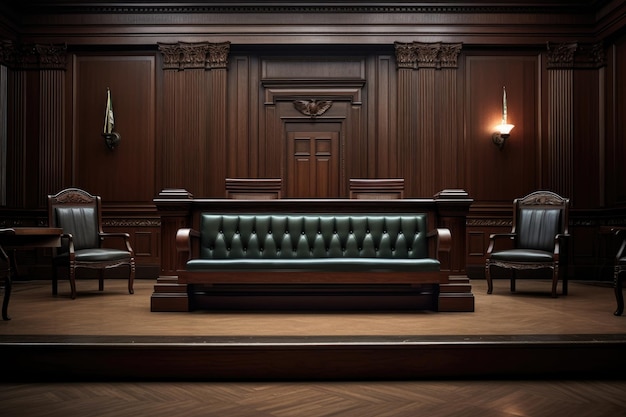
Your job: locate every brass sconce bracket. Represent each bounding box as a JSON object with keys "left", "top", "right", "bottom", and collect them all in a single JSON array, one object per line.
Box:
[
  {"left": 102, "top": 132, "right": 121, "bottom": 150},
  {"left": 492, "top": 132, "right": 509, "bottom": 150}
]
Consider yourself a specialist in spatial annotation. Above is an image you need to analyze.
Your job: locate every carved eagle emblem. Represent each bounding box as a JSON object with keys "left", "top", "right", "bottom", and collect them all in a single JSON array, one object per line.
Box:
[{"left": 293, "top": 99, "right": 333, "bottom": 118}]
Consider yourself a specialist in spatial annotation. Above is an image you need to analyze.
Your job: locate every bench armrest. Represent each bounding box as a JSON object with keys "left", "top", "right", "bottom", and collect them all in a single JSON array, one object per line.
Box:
[
  {"left": 428, "top": 228, "right": 451, "bottom": 265},
  {"left": 176, "top": 228, "right": 201, "bottom": 260}
]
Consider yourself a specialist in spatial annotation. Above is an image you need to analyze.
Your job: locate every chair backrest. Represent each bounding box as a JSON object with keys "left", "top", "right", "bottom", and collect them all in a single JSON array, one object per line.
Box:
[
  {"left": 225, "top": 178, "right": 282, "bottom": 199},
  {"left": 48, "top": 188, "right": 103, "bottom": 252},
  {"left": 349, "top": 178, "right": 405, "bottom": 199},
  {"left": 512, "top": 191, "right": 569, "bottom": 251}
]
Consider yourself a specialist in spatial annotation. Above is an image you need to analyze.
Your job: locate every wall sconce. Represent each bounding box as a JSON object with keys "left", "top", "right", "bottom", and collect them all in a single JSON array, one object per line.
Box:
[
  {"left": 102, "top": 87, "right": 121, "bottom": 150},
  {"left": 492, "top": 86, "right": 514, "bottom": 150}
]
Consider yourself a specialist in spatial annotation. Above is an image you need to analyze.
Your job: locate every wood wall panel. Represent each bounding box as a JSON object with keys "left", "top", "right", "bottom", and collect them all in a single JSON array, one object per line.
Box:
[
  {"left": 573, "top": 69, "right": 602, "bottom": 208},
  {"left": 465, "top": 55, "right": 539, "bottom": 203},
  {"left": 608, "top": 36, "right": 626, "bottom": 205},
  {"left": 418, "top": 68, "right": 437, "bottom": 197},
  {"left": 227, "top": 56, "right": 252, "bottom": 178},
  {"left": 6, "top": 70, "right": 26, "bottom": 208},
  {"left": 74, "top": 55, "right": 155, "bottom": 202},
  {"left": 208, "top": 67, "right": 228, "bottom": 197},
  {"left": 547, "top": 68, "right": 574, "bottom": 200},
  {"left": 396, "top": 67, "right": 418, "bottom": 197},
  {"left": 370, "top": 55, "right": 395, "bottom": 178},
  {"left": 437, "top": 68, "right": 461, "bottom": 191},
  {"left": 38, "top": 70, "right": 64, "bottom": 207},
  {"left": 166, "top": 69, "right": 209, "bottom": 195}
]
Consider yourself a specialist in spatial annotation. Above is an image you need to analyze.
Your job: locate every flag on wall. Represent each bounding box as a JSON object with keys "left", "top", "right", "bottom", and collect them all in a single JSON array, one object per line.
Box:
[{"left": 103, "top": 87, "right": 114, "bottom": 134}]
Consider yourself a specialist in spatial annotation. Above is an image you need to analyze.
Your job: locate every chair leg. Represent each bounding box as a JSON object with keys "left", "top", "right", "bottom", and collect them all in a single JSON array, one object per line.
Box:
[
  {"left": 98, "top": 269, "right": 104, "bottom": 292},
  {"left": 128, "top": 260, "right": 135, "bottom": 295},
  {"left": 485, "top": 262, "right": 493, "bottom": 294},
  {"left": 510, "top": 271, "right": 516, "bottom": 292},
  {"left": 52, "top": 265, "right": 58, "bottom": 295},
  {"left": 551, "top": 265, "right": 559, "bottom": 298},
  {"left": 69, "top": 263, "right": 77, "bottom": 300},
  {"left": 615, "top": 268, "right": 624, "bottom": 316}
]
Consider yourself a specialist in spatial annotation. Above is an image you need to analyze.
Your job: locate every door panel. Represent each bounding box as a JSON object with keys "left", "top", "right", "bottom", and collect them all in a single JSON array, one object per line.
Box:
[{"left": 287, "top": 127, "right": 339, "bottom": 198}]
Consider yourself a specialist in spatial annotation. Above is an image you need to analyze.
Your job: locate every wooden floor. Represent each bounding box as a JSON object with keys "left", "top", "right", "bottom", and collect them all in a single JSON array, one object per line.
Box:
[
  {"left": 1, "top": 278, "right": 626, "bottom": 416},
  {"left": 2, "top": 278, "right": 624, "bottom": 337}
]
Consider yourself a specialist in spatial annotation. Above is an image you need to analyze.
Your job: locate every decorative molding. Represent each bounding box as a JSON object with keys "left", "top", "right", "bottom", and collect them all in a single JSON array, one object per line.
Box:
[
  {"left": 207, "top": 43, "right": 230, "bottom": 69},
  {"left": 467, "top": 219, "right": 512, "bottom": 227},
  {"left": 54, "top": 191, "right": 93, "bottom": 204},
  {"left": 103, "top": 219, "right": 161, "bottom": 227},
  {"left": 158, "top": 41, "right": 230, "bottom": 70},
  {"left": 293, "top": 99, "right": 333, "bottom": 118},
  {"left": 519, "top": 193, "right": 566, "bottom": 206},
  {"left": 0, "top": 41, "right": 67, "bottom": 70},
  {"left": 546, "top": 41, "right": 606, "bottom": 69},
  {"left": 394, "top": 42, "right": 417, "bottom": 69},
  {"left": 394, "top": 42, "right": 462, "bottom": 70},
  {"left": 7, "top": 4, "right": 595, "bottom": 15}
]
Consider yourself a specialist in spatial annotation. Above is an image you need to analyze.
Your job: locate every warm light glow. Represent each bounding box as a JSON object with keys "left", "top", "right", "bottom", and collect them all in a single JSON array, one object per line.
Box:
[{"left": 495, "top": 123, "right": 515, "bottom": 135}]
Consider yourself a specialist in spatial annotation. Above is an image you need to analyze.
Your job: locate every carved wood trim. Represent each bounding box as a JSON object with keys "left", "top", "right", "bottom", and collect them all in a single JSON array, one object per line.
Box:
[
  {"left": 17, "top": 4, "right": 599, "bottom": 15},
  {"left": 394, "top": 42, "right": 462, "bottom": 70},
  {"left": 158, "top": 41, "right": 230, "bottom": 71},
  {"left": 546, "top": 41, "right": 606, "bottom": 69},
  {"left": 0, "top": 41, "right": 67, "bottom": 70}
]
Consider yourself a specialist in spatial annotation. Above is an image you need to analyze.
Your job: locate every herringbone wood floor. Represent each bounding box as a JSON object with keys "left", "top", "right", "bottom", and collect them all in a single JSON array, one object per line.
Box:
[
  {"left": 1, "top": 278, "right": 625, "bottom": 336},
  {"left": 1, "top": 278, "right": 625, "bottom": 416},
  {"left": 1, "top": 380, "right": 626, "bottom": 417}
]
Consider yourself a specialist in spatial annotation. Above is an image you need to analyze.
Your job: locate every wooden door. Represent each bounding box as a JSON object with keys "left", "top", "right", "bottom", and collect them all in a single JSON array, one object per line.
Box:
[{"left": 286, "top": 124, "right": 340, "bottom": 198}]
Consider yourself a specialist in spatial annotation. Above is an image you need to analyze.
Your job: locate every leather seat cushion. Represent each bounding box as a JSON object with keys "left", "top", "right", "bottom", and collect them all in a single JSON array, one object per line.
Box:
[
  {"left": 490, "top": 248, "right": 554, "bottom": 263},
  {"left": 187, "top": 257, "right": 440, "bottom": 272},
  {"left": 54, "top": 248, "right": 132, "bottom": 263}
]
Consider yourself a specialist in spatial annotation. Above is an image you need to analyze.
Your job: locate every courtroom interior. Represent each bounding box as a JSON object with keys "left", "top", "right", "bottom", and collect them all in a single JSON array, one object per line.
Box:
[{"left": 0, "top": 0, "right": 626, "bottom": 390}]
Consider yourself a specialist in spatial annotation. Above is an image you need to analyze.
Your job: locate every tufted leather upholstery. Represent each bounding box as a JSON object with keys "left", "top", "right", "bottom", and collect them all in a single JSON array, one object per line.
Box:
[{"left": 185, "top": 213, "right": 440, "bottom": 272}]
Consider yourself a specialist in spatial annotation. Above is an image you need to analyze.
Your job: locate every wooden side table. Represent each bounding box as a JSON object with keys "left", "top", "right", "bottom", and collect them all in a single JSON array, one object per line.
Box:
[{"left": 0, "top": 227, "right": 63, "bottom": 320}]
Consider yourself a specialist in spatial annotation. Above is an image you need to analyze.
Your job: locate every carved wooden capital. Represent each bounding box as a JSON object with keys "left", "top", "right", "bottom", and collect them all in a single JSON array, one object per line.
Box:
[
  {"left": 395, "top": 41, "right": 462, "bottom": 70},
  {"left": 547, "top": 41, "right": 605, "bottom": 69},
  {"left": 158, "top": 41, "right": 230, "bottom": 70},
  {"left": 394, "top": 42, "right": 418, "bottom": 69},
  {"left": 0, "top": 41, "right": 67, "bottom": 70},
  {"left": 207, "top": 42, "right": 230, "bottom": 69}
]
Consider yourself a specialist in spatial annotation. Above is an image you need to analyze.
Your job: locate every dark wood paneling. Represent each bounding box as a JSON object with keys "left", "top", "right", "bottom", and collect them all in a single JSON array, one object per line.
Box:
[
  {"left": 573, "top": 68, "right": 602, "bottom": 208},
  {"left": 465, "top": 55, "right": 540, "bottom": 203},
  {"left": 608, "top": 36, "right": 626, "bottom": 205},
  {"left": 74, "top": 54, "right": 156, "bottom": 202},
  {"left": 9, "top": 2, "right": 622, "bottom": 46}
]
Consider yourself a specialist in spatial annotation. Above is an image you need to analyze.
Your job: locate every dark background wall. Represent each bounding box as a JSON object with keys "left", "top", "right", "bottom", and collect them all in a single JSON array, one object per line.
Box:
[{"left": 0, "top": 0, "right": 624, "bottom": 279}]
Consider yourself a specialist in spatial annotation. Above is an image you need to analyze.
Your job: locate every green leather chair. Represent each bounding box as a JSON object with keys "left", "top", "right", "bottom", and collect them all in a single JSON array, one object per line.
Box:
[
  {"left": 485, "top": 190, "right": 570, "bottom": 298},
  {"left": 48, "top": 188, "right": 135, "bottom": 299}
]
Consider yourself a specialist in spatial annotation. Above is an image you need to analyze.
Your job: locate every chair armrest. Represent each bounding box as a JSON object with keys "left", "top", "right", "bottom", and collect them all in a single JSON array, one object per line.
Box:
[
  {"left": 553, "top": 233, "right": 571, "bottom": 257},
  {"left": 99, "top": 232, "right": 134, "bottom": 254},
  {"left": 612, "top": 228, "right": 626, "bottom": 260},
  {"left": 59, "top": 233, "right": 76, "bottom": 258},
  {"left": 176, "top": 228, "right": 201, "bottom": 260},
  {"left": 486, "top": 233, "right": 516, "bottom": 254}
]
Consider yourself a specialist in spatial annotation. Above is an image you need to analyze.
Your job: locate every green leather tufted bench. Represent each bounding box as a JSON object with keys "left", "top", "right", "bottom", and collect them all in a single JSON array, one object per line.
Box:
[{"left": 176, "top": 213, "right": 451, "bottom": 287}]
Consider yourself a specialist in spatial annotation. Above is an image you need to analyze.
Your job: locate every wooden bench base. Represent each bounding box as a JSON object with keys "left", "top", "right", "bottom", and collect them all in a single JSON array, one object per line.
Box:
[{"left": 151, "top": 274, "right": 475, "bottom": 312}]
